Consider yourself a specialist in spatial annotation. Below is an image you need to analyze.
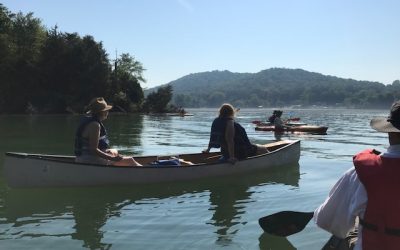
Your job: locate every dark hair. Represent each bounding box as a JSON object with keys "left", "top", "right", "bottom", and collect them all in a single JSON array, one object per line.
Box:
[{"left": 276, "top": 110, "right": 283, "bottom": 117}]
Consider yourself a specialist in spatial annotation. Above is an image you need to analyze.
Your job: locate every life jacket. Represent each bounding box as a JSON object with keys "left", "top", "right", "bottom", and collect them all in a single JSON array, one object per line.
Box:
[
  {"left": 207, "top": 117, "right": 226, "bottom": 149},
  {"left": 354, "top": 149, "right": 400, "bottom": 250},
  {"left": 273, "top": 117, "right": 285, "bottom": 131},
  {"left": 74, "top": 116, "right": 109, "bottom": 156},
  {"left": 208, "top": 117, "right": 253, "bottom": 159}
]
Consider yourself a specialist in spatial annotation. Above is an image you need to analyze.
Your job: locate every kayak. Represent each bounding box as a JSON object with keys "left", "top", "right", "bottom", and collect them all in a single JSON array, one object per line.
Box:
[
  {"left": 254, "top": 121, "right": 308, "bottom": 127},
  {"left": 252, "top": 117, "right": 300, "bottom": 125},
  {"left": 255, "top": 125, "right": 328, "bottom": 134},
  {"left": 166, "top": 113, "right": 194, "bottom": 117},
  {"left": 4, "top": 140, "right": 300, "bottom": 188}
]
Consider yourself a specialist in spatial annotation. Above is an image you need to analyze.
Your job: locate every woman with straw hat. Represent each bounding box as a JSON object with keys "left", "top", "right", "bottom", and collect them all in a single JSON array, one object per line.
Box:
[{"left": 74, "top": 97, "right": 142, "bottom": 166}]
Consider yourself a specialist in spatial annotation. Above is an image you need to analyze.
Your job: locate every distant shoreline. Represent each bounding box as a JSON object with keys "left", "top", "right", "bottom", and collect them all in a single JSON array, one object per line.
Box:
[{"left": 0, "top": 106, "right": 388, "bottom": 116}]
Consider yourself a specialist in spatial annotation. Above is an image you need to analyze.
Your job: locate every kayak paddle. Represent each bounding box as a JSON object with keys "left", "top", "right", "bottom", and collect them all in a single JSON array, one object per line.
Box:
[{"left": 258, "top": 211, "right": 314, "bottom": 237}]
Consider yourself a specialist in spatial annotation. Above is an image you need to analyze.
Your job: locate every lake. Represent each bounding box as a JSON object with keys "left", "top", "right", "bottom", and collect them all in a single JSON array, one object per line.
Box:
[{"left": 0, "top": 108, "right": 388, "bottom": 250}]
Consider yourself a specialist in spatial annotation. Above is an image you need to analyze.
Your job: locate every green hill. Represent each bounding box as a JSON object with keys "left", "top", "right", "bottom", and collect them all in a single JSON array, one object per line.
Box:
[{"left": 147, "top": 68, "right": 400, "bottom": 108}]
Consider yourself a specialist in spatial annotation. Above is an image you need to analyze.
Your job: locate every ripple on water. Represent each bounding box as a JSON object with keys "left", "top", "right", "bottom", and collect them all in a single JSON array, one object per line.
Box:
[{"left": 0, "top": 109, "right": 390, "bottom": 250}]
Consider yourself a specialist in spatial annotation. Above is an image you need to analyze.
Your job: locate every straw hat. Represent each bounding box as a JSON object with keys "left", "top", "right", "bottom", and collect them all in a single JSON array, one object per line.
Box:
[
  {"left": 370, "top": 100, "right": 400, "bottom": 133},
  {"left": 86, "top": 97, "right": 113, "bottom": 114}
]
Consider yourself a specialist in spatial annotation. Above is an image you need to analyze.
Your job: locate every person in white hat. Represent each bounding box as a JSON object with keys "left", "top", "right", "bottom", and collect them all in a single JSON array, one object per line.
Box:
[
  {"left": 74, "top": 97, "right": 142, "bottom": 166},
  {"left": 314, "top": 100, "right": 400, "bottom": 250}
]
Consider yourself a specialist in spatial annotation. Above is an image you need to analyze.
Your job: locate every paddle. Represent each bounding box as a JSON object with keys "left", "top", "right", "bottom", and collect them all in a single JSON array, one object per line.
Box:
[{"left": 258, "top": 211, "right": 314, "bottom": 237}]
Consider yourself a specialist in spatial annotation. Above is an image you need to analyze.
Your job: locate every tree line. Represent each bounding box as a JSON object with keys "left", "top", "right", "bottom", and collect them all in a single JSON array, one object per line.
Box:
[
  {"left": 0, "top": 4, "right": 173, "bottom": 114},
  {"left": 4, "top": 3, "right": 399, "bottom": 113},
  {"left": 166, "top": 69, "right": 400, "bottom": 109}
]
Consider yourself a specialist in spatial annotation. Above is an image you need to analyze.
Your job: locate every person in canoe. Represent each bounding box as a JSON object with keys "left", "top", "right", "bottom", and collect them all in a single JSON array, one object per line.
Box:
[
  {"left": 314, "top": 100, "right": 400, "bottom": 249},
  {"left": 202, "top": 103, "right": 269, "bottom": 163},
  {"left": 74, "top": 97, "right": 142, "bottom": 166},
  {"left": 178, "top": 106, "right": 186, "bottom": 116}
]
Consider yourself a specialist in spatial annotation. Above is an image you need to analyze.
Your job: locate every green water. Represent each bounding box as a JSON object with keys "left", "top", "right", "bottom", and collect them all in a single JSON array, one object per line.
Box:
[{"left": 0, "top": 109, "right": 388, "bottom": 249}]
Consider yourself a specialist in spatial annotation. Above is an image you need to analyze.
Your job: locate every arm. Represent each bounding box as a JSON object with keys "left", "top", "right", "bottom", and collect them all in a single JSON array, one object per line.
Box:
[
  {"left": 87, "top": 122, "right": 122, "bottom": 161},
  {"left": 314, "top": 168, "right": 367, "bottom": 238},
  {"left": 225, "top": 120, "right": 236, "bottom": 163}
]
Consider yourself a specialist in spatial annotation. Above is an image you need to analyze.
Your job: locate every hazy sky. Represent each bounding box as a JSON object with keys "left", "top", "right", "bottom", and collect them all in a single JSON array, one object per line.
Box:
[{"left": 3, "top": 0, "right": 399, "bottom": 88}]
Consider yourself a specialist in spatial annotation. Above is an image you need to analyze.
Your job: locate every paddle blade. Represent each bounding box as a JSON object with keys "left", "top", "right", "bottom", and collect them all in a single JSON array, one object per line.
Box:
[{"left": 258, "top": 211, "right": 314, "bottom": 237}]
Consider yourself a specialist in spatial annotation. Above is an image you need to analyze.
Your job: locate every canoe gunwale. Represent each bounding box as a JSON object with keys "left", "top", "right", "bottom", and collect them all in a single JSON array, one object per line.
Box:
[
  {"left": 4, "top": 140, "right": 300, "bottom": 169},
  {"left": 3, "top": 140, "right": 300, "bottom": 187}
]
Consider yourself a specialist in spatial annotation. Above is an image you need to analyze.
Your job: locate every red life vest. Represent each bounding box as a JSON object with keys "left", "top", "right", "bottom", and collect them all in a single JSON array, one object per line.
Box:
[{"left": 354, "top": 149, "right": 400, "bottom": 250}]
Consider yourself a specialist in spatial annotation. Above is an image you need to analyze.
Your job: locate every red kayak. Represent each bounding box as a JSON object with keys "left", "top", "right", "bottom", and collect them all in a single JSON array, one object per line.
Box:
[
  {"left": 255, "top": 125, "right": 328, "bottom": 134},
  {"left": 254, "top": 121, "right": 307, "bottom": 127},
  {"left": 252, "top": 117, "right": 301, "bottom": 125}
]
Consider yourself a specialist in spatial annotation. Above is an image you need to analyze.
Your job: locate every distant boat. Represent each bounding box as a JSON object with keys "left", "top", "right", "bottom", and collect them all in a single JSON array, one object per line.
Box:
[
  {"left": 255, "top": 125, "right": 328, "bottom": 134},
  {"left": 252, "top": 118, "right": 302, "bottom": 125},
  {"left": 166, "top": 113, "right": 194, "bottom": 117},
  {"left": 255, "top": 121, "right": 307, "bottom": 127}
]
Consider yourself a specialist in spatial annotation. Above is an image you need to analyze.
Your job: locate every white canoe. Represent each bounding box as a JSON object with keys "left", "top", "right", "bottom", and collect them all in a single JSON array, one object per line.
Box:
[{"left": 3, "top": 140, "right": 300, "bottom": 188}]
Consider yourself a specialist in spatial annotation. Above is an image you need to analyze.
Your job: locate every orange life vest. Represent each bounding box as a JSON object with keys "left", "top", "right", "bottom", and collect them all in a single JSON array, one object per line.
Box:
[{"left": 354, "top": 149, "right": 400, "bottom": 250}]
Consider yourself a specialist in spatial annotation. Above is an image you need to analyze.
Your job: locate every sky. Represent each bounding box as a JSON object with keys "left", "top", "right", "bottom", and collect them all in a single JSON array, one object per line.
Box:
[{"left": 2, "top": 0, "right": 400, "bottom": 88}]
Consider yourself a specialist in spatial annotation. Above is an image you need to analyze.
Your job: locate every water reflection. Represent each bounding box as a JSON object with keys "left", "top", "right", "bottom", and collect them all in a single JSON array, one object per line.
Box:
[
  {"left": 273, "top": 131, "right": 328, "bottom": 142},
  {"left": 100, "top": 114, "right": 144, "bottom": 155},
  {"left": 5, "top": 108, "right": 382, "bottom": 249},
  {"left": 258, "top": 233, "right": 296, "bottom": 250},
  {"left": 0, "top": 163, "right": 299, "bottom": 249},
  {"left": 71, "top": 197, "right": 112, "bottom": 249},
  {"left": 207, "top": 163, "right": 300, "bottom": 246}
]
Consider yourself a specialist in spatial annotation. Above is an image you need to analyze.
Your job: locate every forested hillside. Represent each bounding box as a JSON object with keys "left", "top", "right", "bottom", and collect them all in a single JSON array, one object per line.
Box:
[
  {"left": 3, "top": 2, "right": 399, "bottom": 112},
  {"left": 150, "top": 68, "right": 400, "bottom": 108}
]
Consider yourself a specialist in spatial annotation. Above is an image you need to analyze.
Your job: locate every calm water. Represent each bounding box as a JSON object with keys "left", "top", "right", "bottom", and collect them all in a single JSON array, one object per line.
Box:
[{"left": 0, "top": 108, "right": 388, "bottom": 250}]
